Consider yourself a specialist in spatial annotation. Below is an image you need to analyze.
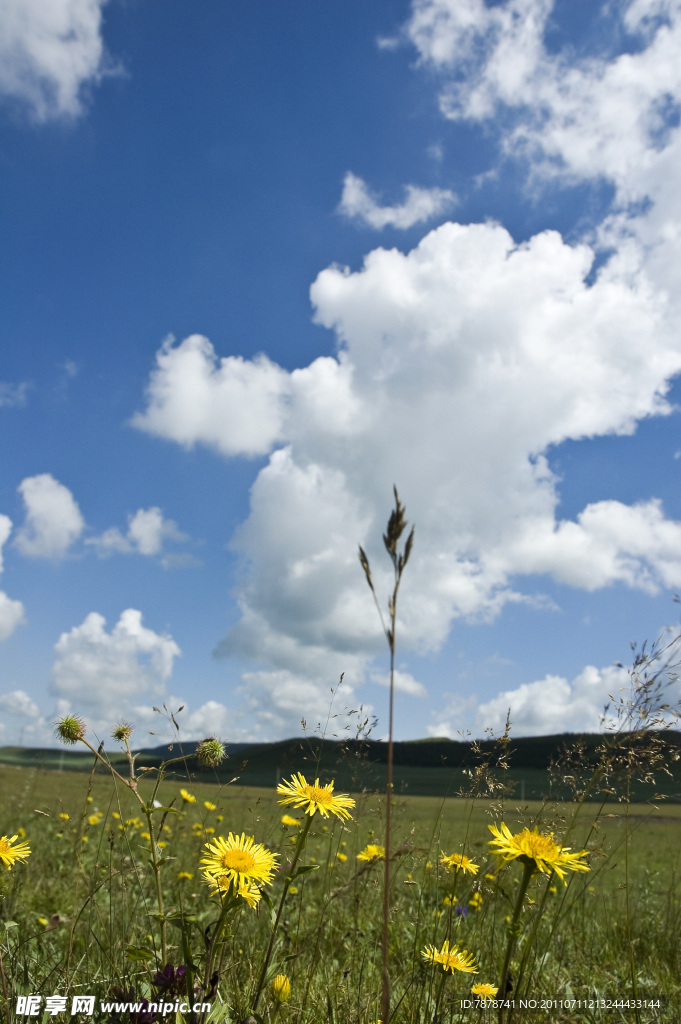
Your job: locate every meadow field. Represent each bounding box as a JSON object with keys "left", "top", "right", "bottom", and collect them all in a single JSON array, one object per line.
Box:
[{"left": 0, "top": 756, "right": 679, "bottom": 1024}]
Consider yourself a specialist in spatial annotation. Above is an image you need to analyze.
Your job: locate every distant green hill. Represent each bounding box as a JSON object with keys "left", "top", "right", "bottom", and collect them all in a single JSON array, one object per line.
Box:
[{"left": 1, "top": 731, "right": 680, "bottom": 802}]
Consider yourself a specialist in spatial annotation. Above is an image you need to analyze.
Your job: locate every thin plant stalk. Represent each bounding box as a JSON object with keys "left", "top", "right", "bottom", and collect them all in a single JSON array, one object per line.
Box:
[
  {"left": 498, "top": 859, "right": 534, "bottom": 1024},
  {"left": 0, "top": 941, "right": 9, "bottom": 1024},
  {"left": 359, "top": 487, "right": 414, "bottom": 1024},
  {"left": 253, "top": 815, "right": 313, "bottom": 1012}
]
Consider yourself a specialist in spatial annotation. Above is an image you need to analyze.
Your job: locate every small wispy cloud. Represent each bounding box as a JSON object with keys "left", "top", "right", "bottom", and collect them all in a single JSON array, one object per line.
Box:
[
  {"left": 338, "top": 171, "right": 456, "bottom": 229},
  {"left": 0, "top": 381, "right": 28, "bottom": 408},
  {"left": 86, "top": 507, "right": 195, "bottom": 565}
]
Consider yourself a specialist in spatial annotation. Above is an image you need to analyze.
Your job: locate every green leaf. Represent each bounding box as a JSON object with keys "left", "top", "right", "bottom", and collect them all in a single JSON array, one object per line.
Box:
[
  {"left": 126, "top": 945, "right": 156, "bottom": 962},
  {"left": 291, "top": 864, "right": 319, "bottom": 880}
]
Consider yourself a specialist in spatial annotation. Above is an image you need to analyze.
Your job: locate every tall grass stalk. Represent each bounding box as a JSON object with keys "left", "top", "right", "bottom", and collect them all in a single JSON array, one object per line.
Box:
[{"left": 359, "top": 487, "right": 414, "bottom": 1024}]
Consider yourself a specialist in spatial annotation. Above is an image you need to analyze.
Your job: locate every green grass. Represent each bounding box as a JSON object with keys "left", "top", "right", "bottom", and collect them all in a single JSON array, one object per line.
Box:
[{"left": 0, "top": 764, "right": 679, "bottom": 1023}]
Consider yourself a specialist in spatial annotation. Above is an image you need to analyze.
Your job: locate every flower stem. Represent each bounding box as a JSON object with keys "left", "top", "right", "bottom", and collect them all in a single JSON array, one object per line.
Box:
[
  {"left": 144, "top": 807, "right": 166, "bottom": 964},
  {"left": 253, "top": 815, "right": 313, "bottom": 1012},
  {"left": 498, "top": 859, "right": 534, "bottom": 1024}
]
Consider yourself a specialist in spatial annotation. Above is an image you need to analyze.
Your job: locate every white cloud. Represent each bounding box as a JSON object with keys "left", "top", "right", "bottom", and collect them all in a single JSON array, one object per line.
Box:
[
  {"left": 133, "top": 218, "right": 681, "bottom": 736},
  {"left": 428, "top": 662, "right": 632, "bottom": 738},
  {"left": 402, "top": 0, "right": 681, "bottom": 186},
  {"left": 0, "top": 591, "right": 25, "bottom": 643},
  {"left": 371, "top": 670, "right": 427, "bottom": 697},
  {"left": 86, "top": 507, "right": 190, "bottom": 560},
  {"left": 51, "top": 608, "right": 181, "bottom": 738},
  {"left": 338, "top": 171, "right": 457, "bottom": 229},
  {"left": 0, "top": 381, "right": 28, "bottom": 408},
  {"left": 0, "top": 513, "right": 25, "bottom": 642},
  {"left": 130, "top": 335, "right": 291, "bottom": 457},
  {"left": 0, "top": 0, "right": 111, "bottom": 121},
  {"left": 130, "top": 0, "right": 681, "bottom": 739},
  {"left": 14, "top": 474, "right": 84, "bottom": 559},
  {"left": 0, "top": 689, "right": 41, "bottom": 718}
]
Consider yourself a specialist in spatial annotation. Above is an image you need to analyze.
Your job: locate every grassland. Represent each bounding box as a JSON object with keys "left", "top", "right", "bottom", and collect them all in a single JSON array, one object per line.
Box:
[{"left": 0, "top": 760, "right": 679, "bottom": 1023}]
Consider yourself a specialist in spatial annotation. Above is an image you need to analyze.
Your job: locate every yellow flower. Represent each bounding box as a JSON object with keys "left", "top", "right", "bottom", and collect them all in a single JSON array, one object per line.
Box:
[
  {"left": 471, "top": 983, "right": 498, "bottom": 999},
  {"left": 205, "top": 873, "right": 262, "bottom": 908},
  {"left": 180, "top": 789, "right": 196, "bottom": 803},
  {"left": 281, "top": 815, "right": 300, "bottom": 827},
  {"left": 201, "top": 832, "right": 278, "bottom": 890},
  {"left": 336, "top": 852, "right": 347, "bottom": 862},
  {"left": 59, "top": 813, "right": 70, "bottom": 821},
  {"left": 204, "top": 801, "right": 217, "bottom": 811},
  {"left": 488, "top": 822, "right": 589, "bottom": 884},
  {"left": 38, "top": 917, "right": 48, "bottom": 926},
  {"left": 443, "top": 895, "right": 453, "bottom": 906},
  {"left": 17, "top": 828, "right": 26, "bottom": 839},
  {"left": 0, "top": 835, "right": 30, "bottom": 869},
  {"left": 549, "top": 885, "right": 557, "bottom": 894},
  {"left": 357, "top": 843, "right": 385, "bottom": 862},
  {"left": 177, "top": 871, "right": 193, "bottom": 880},
  {"left": 289, "top": 885, "right": 299, "bottom": 894},
  {"left": 157, "top": 841, "right": 167, "bottom": 848},
  {"left": 421, "top": 939, "right": 478, "bottom": 974},
  {"left": 440, "top": 852, "right": 479, "bottom": 875},
  {"left": 485, "top": 873, "right": 495, "bottom": 880},
  {"left": 112, "top": 812, "right": 120, "bottom": 820},
  {"left": 277, "top": 773, "right": 355, "bottom": 821},
  {"left": 88, "top": 814, "right": 102, "bottom": 826},
  {"left": 141, "top": 832, "right": 151, "bottom": 840},
  {"left": 469, "top": 892, "right": 483, "bottom": 910},
  {"left": 271, "top": 975, "right": 291, "bottom": 1004}
]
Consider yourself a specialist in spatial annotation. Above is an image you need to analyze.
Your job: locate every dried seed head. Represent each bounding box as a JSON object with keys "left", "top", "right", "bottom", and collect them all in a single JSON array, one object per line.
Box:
[
  {"left": 196, "top": 737, "right": 227, "bottom": 768},
  {"left": 55, "top": 714, "right": 86, "bottom": 745}
]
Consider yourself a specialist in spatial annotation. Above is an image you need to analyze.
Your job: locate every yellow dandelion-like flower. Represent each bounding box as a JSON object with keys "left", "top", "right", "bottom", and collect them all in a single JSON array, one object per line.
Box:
[
  {"left": 336, "top": 852, "right": 347, "bottom": 862},
  {"left": 205, "top": 873, "right": 262, "bottom": 908},
  {"left": 180, "top": 789, "right": 196, "bottom": 803},
  {"left": 204, "top": 801, "right": 217, "bottom": 811},
  {"left": 0, "top": 835, "right": 30, "bottom": 869},
  {"left": 277, "top": 773, "right": 355, "bottom": 821},
  {"left": 271, "top": 975, "right": 291, "bottom": 1004},
  {"left": 471, "top": 983, "right": 498, "bottom": 998},
  {"left": 289, "top": 885, "right": 299, "bottom": 894},
  {"left": 281, "top": 814, "right": 300, "bottom": 827},
  {"left": 357, "top": 843, "right": 385, "bottom": 862},
  {"left": 141, "top": 832, "right": 151, "bottom": 840},
  {"left": 177, "top": 871, "right": 193, "bottom": 880},
  {"left": 421, "top": 940, "right": 478, "bottom": 974},
  {"left": 488, "top": 822, "right": 590, "bottom": 884},
  {"left": 469, "top": 892, "right": 483, "bottom": 910},
  {"left": 201, "top": 832, "right": 278, "bottom": 889},
  {"left": 59, "top": 813, "right": 70, "bottom": 821},
  {"left": 440, "top": 852, "right": 479, "bottom": 875},
  {"left": 88, "top": 814, "right": 102, "bottom": 826},
  {"left": 38, "top": 917, "right": 48, "bottom": 926}
]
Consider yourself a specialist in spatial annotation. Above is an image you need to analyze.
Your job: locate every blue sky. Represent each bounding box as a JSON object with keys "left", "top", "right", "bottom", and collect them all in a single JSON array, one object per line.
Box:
[{"left": 1, "top": 0, "right": 680, "bottom": 747}]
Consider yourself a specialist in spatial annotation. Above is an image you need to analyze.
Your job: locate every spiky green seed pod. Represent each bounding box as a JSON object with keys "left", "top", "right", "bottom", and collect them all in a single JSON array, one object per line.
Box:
[
  {"left": 55, "top": 715, "right": 86, "bottom": 745},
  {"left": 196, "top": 737, "right": 226, "bottom": 768},
  {"left": 112, "top": 721, "right": 134, "bottom": 742}
]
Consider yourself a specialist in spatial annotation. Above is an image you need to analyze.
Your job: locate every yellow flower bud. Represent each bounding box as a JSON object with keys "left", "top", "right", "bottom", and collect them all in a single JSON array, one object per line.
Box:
[{"left": 271, "top": 974, "right": 291, "bottom": 1004}]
